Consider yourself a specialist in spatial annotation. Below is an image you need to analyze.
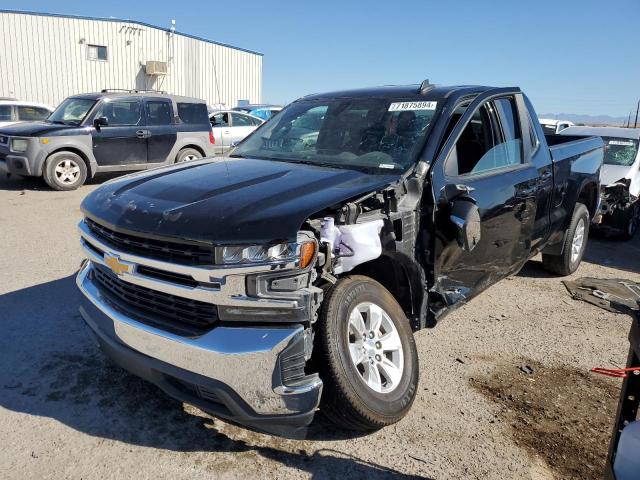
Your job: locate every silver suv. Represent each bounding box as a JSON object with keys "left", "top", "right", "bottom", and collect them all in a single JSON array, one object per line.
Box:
[{"left": 0, "top": 90, "right": 216, "bottom": 190}]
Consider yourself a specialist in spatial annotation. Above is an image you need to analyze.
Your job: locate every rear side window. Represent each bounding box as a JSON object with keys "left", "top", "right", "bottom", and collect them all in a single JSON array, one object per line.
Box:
[
  {"left": 231, "top": 113, "right": 256, "bottom": 127},
  {"left": 145, "top": 101, "right": 173, "bottom": 126},
  {"left": 17, "top": 106, "right": 50, "bottom": 121},
  {"left": 0, "top": 105, "right": 12, "bottom": 121},
  {"left": 94, "top": 100, "right": 142, "bottom": 126},
  {"left": 177, "top": 103, "right": 208, "bottom": 124}
]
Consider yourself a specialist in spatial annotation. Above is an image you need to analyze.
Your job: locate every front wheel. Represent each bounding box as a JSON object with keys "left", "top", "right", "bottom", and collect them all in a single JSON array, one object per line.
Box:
[
  {"left": 43, "top": 151, "right": 87, "bottom": 191},
  {"left": 316, "top": 276, "right": 419, "bottom": 431},
  {"left": 542, "top": 202, "right": 590, "bottom": 275}
]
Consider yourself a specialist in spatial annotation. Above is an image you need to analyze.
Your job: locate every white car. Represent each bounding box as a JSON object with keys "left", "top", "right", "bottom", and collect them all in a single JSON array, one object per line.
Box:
[
  {"left": 0, "top": 99, "right": 54, "bottom": 127},
  {"left": 539, "top": 118, "right": 575, "bottom": 135},
  {"left": 561, "top": 126, "right": 640, "bottom": 238},
  {"left": 209, "top": 110, "right": 264, "bottom": 154}
]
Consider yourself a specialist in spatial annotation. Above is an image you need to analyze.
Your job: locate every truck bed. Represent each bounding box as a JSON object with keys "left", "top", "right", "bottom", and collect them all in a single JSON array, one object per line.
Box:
[{"left": 546, "top": 134, "right": 603, "bottom": 163}]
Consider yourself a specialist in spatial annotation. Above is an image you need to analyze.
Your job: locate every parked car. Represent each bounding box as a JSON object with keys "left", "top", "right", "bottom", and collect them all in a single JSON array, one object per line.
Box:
[
  {"left": 232, "top": 104, "right": 282, "bottom": 120},
  {"left": 76, "top": 82, "right": 603, "bottom": 437},
  {"left": 0, "top": 90, "right": 215, "bottom": 190},
  {"left": 539, "top": 118, "right": 574, "bottom": 135},
  {"left": 561, "top": 126, "right": 640, "bottom": 238},
  {"left": 0, "top": 99, "right": 54, "bottom": 128},
  {"left": 209, "top": 110, "right": 264, "bottom": 154}
]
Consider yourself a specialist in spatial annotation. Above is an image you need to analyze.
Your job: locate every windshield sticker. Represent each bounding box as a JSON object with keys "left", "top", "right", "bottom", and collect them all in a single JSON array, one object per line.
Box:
[
  {"left": 608, "top": 140, "right": 634, "bottom": 146},
  {"left": 378, "top": 163, "right": 396, "bottom": 169},
  {"left": 388, "top": 101, "right": 437, "bottom": 112}
]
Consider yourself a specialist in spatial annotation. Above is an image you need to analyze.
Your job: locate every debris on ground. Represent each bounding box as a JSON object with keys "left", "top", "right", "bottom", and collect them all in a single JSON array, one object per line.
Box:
[
  {"left": 471, "top": 358, "right": 619, "bottom": 480},
  {"left": 563, "top": 277, "right": 640, "bottom": 313}
]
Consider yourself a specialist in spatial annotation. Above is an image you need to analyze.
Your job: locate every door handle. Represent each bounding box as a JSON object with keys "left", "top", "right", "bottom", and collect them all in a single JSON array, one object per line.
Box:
[
  {"left": 223, "top": 130, "right": 231, "bottom": 134},
  {"left": 136, "top": 130, "right": 150, "bottom": 139}
]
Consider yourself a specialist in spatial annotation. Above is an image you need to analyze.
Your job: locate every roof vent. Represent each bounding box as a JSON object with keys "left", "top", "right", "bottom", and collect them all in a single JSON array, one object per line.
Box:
[{"left": 419, "top": 79, "right": 435, "bottom": 95}]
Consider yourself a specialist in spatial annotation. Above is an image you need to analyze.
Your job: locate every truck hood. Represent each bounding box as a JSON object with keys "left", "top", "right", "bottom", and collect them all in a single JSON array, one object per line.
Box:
[
  {"left": 0, "top": 121, "right": 79, "bottom": 136},
  {"left": 81, "top": 157, "right": 399, "bottom": 245}
]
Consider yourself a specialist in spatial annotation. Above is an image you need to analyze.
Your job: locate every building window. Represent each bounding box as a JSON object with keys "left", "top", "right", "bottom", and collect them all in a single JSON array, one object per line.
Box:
[{"left": 87, "top": 44, "right": 108, "bottom": 61}]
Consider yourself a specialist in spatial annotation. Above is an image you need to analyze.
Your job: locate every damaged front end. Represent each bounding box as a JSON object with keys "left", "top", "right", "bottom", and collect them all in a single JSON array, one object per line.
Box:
[
  {"left": 302, "top": 173, "right": 430, "bottom": 331},
  {"left": 597, "top": 178, "right": 639, "bottom": 236}
]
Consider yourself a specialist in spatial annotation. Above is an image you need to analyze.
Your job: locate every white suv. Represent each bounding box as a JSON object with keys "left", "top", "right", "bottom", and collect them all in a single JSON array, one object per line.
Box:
[{"left": 0, "top": 99, "right": 54, "bottom": 128}]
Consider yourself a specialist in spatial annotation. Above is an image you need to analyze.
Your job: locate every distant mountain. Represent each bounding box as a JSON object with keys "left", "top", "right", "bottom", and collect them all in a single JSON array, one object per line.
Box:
[{"left": 540, "top": 113, "right": 632, "bottom": 126}]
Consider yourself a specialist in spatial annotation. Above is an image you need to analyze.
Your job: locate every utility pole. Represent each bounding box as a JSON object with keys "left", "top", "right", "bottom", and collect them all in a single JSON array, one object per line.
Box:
[
  {"left": 635, "top": 99, "right": 640, "bottom": 128},
  {"left": 626, "top": 112, "right": 631, "bottom": 128}
]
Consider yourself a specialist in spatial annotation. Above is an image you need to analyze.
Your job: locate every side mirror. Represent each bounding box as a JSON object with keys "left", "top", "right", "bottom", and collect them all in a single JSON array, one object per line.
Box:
[
  {"left": 93, "top": 116, "right": 108, "bottom": 128},
  {"left": 230, "top": 141, "right": 240, "bottom": 148},
  {"left": 441, "top": 183, "right": 475, "bottom": 203},
  {"left": 450, "top": 200, "right": 481, "bottom": 251}
]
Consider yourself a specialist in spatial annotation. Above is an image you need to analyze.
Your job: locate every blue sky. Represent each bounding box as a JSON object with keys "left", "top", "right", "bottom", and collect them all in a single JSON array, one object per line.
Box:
[{"left": 1, "top": 0, "right": 638, "bottom": 117}]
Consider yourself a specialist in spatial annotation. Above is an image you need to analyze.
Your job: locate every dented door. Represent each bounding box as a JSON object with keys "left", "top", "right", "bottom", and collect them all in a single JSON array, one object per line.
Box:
[{"left": 429, "top": 91, "right": 539, "bottom": 306}]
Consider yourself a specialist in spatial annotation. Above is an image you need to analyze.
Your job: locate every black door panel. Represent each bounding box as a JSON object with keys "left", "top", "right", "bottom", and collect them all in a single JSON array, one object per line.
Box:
[
  {"left": 92, "top": 126, "right": 147, "bottom": 165},
  {"left": 91, "top": 99, "right": 147, "bottom": 166},
  {"left": 145, "top": 100, "right": 177, "bottom": 163},
  {"left": 433, "top": 165, "right": 539, "bottom": 299},
  {"left": 429, "top": 91, "right": 539, "bottom": 306}
]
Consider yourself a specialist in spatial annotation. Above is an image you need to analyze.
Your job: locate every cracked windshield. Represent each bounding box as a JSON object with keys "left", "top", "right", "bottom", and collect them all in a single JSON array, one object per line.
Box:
[
  {"left": 233, "top": 98, "right": 438, "bottom": 174},
  {"left": 602, "top": 137, "right": 639, "bottom": 166}
]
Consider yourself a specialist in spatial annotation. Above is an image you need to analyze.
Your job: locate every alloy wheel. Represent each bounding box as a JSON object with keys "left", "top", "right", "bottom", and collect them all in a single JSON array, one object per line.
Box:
[
  {"left": 347, "top": 301, "right": 404, "bottom": 394},
  {"left": 54, "top": 159, "right": 81, "bottom": 185},
  {"left": 571, "top": 218, "right": 585, "bottom": 264}
]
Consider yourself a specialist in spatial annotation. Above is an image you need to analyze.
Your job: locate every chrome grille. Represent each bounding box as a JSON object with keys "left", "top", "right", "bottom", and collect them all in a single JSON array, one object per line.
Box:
[
  {"left": 85, "top": 218, "right": 216, "bottom": 266},
  {"left": 91, "top": 264, "right": 218, "bottom": 332}
]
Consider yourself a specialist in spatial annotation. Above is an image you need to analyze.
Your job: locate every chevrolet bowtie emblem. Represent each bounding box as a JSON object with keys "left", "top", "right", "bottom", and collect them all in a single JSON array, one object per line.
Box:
[{"left": 104, "top": 253, "right": 133, "bottom": 276}]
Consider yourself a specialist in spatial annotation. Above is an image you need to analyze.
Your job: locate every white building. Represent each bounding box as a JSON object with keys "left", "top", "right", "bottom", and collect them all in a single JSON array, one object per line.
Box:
[{"left": 0, "top": 9, "right": 263, "bottom": 109}]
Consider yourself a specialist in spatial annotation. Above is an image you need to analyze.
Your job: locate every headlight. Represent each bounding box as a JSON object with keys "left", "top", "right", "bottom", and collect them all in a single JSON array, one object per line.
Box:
[
  {"left": 219, "top": 241, "right": 315, "bottom": 267},
  {"left": 11, "top": 138, "right": 29, "bottom": 152}
]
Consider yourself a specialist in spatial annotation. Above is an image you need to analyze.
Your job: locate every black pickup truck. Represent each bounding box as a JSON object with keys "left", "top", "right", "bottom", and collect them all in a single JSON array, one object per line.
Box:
[{"left": 76, "top": 82, "right": 603, "bottom": 437}]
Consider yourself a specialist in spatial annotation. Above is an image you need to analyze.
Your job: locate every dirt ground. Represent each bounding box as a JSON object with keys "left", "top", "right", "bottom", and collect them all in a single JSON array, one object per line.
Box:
[{"left": 1, "top": 174, "right": 639, "bottom": 480}]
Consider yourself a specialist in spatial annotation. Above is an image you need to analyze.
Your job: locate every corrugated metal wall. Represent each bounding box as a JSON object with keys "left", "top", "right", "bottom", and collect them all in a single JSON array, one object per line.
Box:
[{"left": 0, "top": 11, "right": 262, "bottom": 108}]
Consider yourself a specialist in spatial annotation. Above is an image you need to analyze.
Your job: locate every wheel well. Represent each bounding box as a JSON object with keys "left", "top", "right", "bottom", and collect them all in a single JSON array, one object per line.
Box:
[
  {"left": 47, "top": 148, "right": 92, "bottom": 177},
  {"left": 179, "top": 144, "right": 205, "bottom": 157},
  {"left": 577, "top": 182, "right": 599, "bottom": 219},
  {"left": 349, "top": 256, "right": 416, "bottom": 323}
]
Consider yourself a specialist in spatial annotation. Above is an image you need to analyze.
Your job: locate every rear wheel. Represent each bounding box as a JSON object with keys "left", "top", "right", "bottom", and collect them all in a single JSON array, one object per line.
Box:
[
  {"left": 542, "top": 202, "right": 589, "bottom": 275},
  {"left": 43, "top": 151, "right": 87, "bottom": 191},
  {"left": 317, "top": 276, "right": 419, "bottom": 431},
  {"left": 175, "top": 148, "right": 202, "bottom": 163}
]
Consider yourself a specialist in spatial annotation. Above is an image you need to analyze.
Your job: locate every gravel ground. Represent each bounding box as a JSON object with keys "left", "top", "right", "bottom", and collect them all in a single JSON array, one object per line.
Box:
[{"left": 1, "top": 174, "right": 639, "bottom": 480}]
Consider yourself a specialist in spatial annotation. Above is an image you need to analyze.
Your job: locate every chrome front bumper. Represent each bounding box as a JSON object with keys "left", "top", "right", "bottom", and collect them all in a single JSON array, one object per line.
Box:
[{"left": 76, "top": 261, "right": 322, "bottom": 435}]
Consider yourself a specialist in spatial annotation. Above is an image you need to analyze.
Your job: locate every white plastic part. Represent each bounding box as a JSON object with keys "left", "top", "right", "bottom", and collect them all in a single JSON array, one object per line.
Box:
[{"left": 320, "top": 217, "right": 384, "bottom": 275}]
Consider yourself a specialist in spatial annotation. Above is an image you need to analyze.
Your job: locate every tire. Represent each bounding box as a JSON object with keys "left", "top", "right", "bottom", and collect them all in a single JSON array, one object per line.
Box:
[
  {"left": 317, "top": 275, "right": 419, "bottom": 431},
  {"left": 43, "top": 151, "right": 87, "bottom": 191},
  {"left": 175, "top": 148, "right": 202, "bottom": 163},
  {"left": 542, "top": 202, "right": 590, "bottom": 276},
  {"left": 620, "top": 203, "right": 639, "bottom": 240}
]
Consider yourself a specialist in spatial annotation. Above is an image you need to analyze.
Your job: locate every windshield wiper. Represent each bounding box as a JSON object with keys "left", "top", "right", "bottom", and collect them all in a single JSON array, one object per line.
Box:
[{"left": 228, "top": 153, "right": 245, "bottom": 158}]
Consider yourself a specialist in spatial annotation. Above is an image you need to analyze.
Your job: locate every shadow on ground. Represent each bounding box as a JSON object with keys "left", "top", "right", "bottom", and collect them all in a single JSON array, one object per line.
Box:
[
  {"left": 519, "top": 232, "right": 640, "bottom": 278},
  {"left": 0, "top": 275, "right": 427, "bottom": 479},
  {"left": 0, "top": 172, "right": 128, "bottom": 191}
]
